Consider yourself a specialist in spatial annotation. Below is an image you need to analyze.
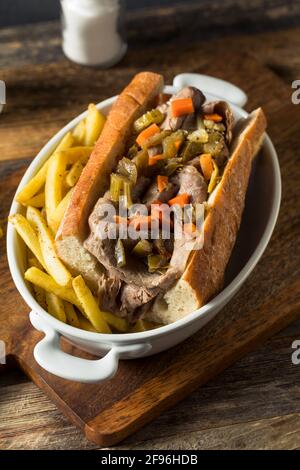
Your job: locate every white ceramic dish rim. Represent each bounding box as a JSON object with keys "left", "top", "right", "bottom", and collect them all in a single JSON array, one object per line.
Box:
[{"left": 7, "top": 84, "right": 281, "bottom": 344}]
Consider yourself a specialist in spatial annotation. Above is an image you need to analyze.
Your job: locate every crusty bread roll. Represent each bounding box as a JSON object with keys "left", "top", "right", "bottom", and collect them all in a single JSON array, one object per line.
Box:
[
  {"left": 55, "top": 72, "right": 164, "bottom": 289},
  {"left": 146, "top": 108, "right": 267, "bottom": 324}
]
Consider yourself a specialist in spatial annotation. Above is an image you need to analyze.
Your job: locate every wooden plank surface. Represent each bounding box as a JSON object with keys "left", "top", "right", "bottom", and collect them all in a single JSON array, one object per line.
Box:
[
  {"left": 2, "top": 329, "right": 300, "bottom": 450},
  {"left": 0, "top": 16, "right": 300, "bottom": 450}
]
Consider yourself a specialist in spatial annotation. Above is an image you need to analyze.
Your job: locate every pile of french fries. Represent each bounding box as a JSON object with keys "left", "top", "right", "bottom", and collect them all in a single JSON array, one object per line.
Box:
[{"left": 9, "top": 104, "right": 150, "bottom": 334}]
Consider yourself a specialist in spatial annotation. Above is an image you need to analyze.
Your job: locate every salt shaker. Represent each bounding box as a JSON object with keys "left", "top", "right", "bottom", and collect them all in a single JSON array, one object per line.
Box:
[
  {"left": 61, "top": 0, "right": 127, "bottom": 67},
  {"left": 0, "top": 80, "right": 5, "bottom": 114}
]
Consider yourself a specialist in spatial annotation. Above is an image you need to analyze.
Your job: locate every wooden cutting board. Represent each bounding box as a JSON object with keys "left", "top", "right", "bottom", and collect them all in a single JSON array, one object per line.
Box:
[{"left": 0, "top": 50, "right": 299, "bottom": 446}]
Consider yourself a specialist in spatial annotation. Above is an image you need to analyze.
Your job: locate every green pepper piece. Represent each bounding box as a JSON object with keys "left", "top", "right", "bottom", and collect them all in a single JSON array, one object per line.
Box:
[
  {"left": 213, "top": 123, "right": 226, "bottom": 132},
  {"left": 197, "top": 116, "right": 205, "bottom": 130},
  {"left": 203, "top": 119, "right": 214, "bottom": 129},
  {"left": 110, "top": 173, "right": 124, "bottom": 202},
  {"left": 163, "top": 130, "right": 185, "bottom": 159},
  {"left": 127, "top": 144, "right": 139, "bottom": 159},
  {"left": 110, "top": 173, "right": 133, "bottom": 207},
  {"left": 187, "top": 128, "right": 209, "bottom": 143},
  {"left": 132, "top": 149, "right": 149, "bottom": 173},
  {"left": 123, "top": 180, "right": 133, "bottom": 208},
  {"left": 133, "top": 109, "right": 165, "bottom": 133},
  {"left": 132, "top": 239, "right": 153, "bottom": 258},
  {"left": 208, "top": 161, "right": 219, "bottom": 194},
  {"left": 181, "top": 141, "right": 203, "bottom": 162},
  {"left": 147, "top": 254, "right": 168, "bottom": 273},
  {"left": 143, "top": 130, "right": 172, "bottom": 148},
  {"left": 162, "top": 157, "right": 183, "bottom": 176},
  {"left": 203, "top": 140, "right": 224, "bottom": 157},
  {"left": 117, "top": 157, "right": 138, "bottom": 184}
]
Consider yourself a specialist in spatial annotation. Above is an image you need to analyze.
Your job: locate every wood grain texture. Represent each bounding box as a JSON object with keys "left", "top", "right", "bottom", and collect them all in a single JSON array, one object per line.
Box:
[
  {"left": 2, "top": 331, "right": 300, "bottom": 450},
  {"left": 0, "top": 16, "right": 300, "bottom": 450},
  {"left": 86, "top": 279, "right": 300, "bottom": 445}
]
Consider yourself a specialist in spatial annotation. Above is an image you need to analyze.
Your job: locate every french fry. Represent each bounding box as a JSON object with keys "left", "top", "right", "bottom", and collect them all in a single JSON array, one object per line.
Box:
[
  {"left": 22, "top": 192, "right": 45, "bottom": 208},
  {"left": 130, "top": 319, "right": 146, "bottom": 332},
  {"left": 45, "top": 292, "right": 66, "bottom": 322},
  {"left": 65, "top": 160, "right": 84, "bottom": 188},
  {"left": 64, "top": 302, "right": 80, "bottom": 328},
  {"left": 33, "top": 284, "right": 47, "bottom": 310},
  {"left": 41, "top": 207, "right": 47, "bottom": 220},
  {"left": 102, "top": 312, "right": 128, "bottom": 333},
  {"left": 28, "top": 256, "right": 44, "bottom": 270},
  {"left": 84, "top": 104, "right": 106, "bottom": 146},
  {"left": 50, "top": 188, "right": 73, "bottom": 233},
  {"left": 9, "top": 214, "right": 46, "bottom": 270},
  {"left": 72, "top": 275, "right": 111, "bottom": 333},
  {"left": 79, "top": 315, "right": 97, "bottom": 332},
  {"left": 16, "top": 132, "right": 74, "bottom": 203},
  {"left": 130, "top": 319, "right": 160, "bottom": 332},
  {"left": 26, "top": 206, "right": 72, "bottom": 286},
  {"left": 25, "top": 267, "right": 79, "bottom": 307},
  {"left": 55, "top": 131, "right": 75, "bottom": 153},
  {"left": 61, "top": 146, "right": 94, "bottom": 165},
  {"left": 45, "top": 152, "right": 67, "bottom": 229},
  {"left": 16, "top": 162, "right": 49, "bottom": 205},
  {"left": 72, "top": 120, "right": 86, "bottom": 145},
  {"left": 28, "top": 256, "right": 47, "bottom": 310}
]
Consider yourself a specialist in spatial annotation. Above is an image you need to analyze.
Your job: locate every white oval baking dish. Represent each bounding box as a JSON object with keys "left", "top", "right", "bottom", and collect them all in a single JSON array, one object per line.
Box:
[{"left": 7, "top": 74, "right": 281, "bottom": 383}]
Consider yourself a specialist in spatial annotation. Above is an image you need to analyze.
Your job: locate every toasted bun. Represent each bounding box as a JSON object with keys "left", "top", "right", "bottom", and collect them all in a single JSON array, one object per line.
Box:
[
  {"left": 146, "top": 108, "right": 267, "bottom": 324},
  {"left": 55, "top": 72, "right": 164, "bottom": 289}
]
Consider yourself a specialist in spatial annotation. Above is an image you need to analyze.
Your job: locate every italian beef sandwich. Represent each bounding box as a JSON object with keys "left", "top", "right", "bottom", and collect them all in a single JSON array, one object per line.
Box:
[{"left": 55, "top": 71, "right": 266, "bottom": 326}]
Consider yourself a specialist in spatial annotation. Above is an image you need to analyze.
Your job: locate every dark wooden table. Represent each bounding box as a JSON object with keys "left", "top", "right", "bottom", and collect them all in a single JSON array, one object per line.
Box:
[{"left": 1, "top": 5, "right": 300, "bottom": 449}]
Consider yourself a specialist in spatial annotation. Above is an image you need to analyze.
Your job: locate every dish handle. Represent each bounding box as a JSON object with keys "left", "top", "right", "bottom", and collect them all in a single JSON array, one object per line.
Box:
[
  {"left": 173, "top": 73, "right": 248, "bottom": 108},
  {"left": 29, "top": 311, "right": 151, "bottom": 384}
]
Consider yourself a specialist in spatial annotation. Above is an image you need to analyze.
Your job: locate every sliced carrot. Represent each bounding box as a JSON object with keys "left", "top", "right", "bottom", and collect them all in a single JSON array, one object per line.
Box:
[
  {"left": 204, "top": 113, "right": 223, "bottom": 122},
  {"left": 199, "top": 153, "right": 214, "bottom": 181},
  {"left": 148, "top": 154, "right": 165, "bottom": 166},
  {"left": 171, "top": 98, "right": 194, "bottom": 118},
  {"left": 113, "top": 215, "right": 129, "bottom": 225},
  {"left": 174, "top": 139, "right": 182, "bottom": 151},
  {"left": 168, "top": 193, "right": 190, "bottom": 207},
  {"left": 183, "top": 223, "right": 197, "bottom": 234},
  {"left": 157, "top": 175, "right": 168, "bottom": 192},
  {"left": 136, "top": 123, "right": 160, "bottom": 147}
]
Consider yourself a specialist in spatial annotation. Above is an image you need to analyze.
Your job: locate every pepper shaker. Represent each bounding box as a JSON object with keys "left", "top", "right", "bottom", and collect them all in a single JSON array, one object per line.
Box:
[{"left": 61, "top": 0, "right": 127, "bottom": 67}]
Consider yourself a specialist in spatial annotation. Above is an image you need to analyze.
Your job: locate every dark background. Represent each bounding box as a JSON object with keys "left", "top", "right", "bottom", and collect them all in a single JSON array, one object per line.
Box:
[
  {"left": 0, "top": 0, "right": 199, "bottom": 27},
  {"left": 0, "top": 0, "right": 299, "bottom": 36}
]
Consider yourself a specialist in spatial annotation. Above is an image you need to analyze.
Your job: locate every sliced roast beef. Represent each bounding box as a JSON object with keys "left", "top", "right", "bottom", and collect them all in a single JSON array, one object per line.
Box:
[
  {"left": 85, "top": 196, "right": 180, "bottom": 290},
  {"left": 153, "top": 236, "right": 174, "bottom": 259},
  {"left": 161, "top": 86, "right": 205, "bottom": 131},
  {"left": 120, "top": 284, "right": 158, "bottom": 318},
  {"left": 97, "top": 272, "right": 121, "bottom": 314},
  {"left": 188, "top": 156, "right": 201, "bottom": 170},
  {"left": 178, "top": 165, "right": 207, "bottom": 204},
  {"left": 143, "top": 180, "right": 179, "bottom": 207}
]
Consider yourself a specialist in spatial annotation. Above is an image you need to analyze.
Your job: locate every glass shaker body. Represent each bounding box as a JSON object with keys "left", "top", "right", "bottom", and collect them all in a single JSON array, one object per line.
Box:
[{"left": 61, "top": 0, "right": 127, "bottom": 67}]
